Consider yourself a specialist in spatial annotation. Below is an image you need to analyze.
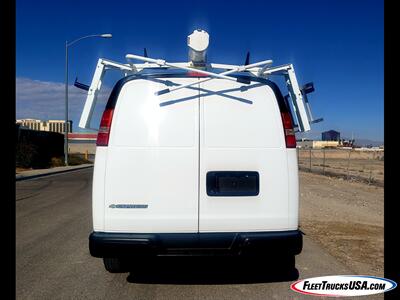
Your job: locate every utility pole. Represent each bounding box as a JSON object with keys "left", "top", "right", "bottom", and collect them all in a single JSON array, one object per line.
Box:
[{"left": 64, "top": 33, "right": 112, "bottom": 166}]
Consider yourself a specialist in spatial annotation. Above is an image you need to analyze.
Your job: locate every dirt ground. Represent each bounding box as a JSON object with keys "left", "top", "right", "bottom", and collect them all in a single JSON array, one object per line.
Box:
[
  {"left": 299, "top": 171, "right": 383, "bottom": 277},
  {"left": 16, "top": 167, "right": 32, "bottom": 174}
]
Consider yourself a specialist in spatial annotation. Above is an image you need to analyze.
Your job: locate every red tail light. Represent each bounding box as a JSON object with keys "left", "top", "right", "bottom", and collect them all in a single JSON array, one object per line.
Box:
[
  {"left": 96, "top": 108, "right": 114, "bottom": 146},
  {"left": 281, "top": 111, "right": 296, "bottom": 148},
  {"left": 187, "top": 71, "right": 209, "bottom": 77}
]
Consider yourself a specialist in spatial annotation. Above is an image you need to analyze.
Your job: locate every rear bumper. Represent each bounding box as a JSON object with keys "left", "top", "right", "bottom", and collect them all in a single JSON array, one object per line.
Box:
[{"left": 89, "top": 230, "right": 303, "bottom": 258}]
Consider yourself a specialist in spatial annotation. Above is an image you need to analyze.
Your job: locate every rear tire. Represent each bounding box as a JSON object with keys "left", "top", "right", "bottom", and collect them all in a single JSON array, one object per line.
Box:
[{"left": 103, "top": 257, "right": 128, "bottom": 273}]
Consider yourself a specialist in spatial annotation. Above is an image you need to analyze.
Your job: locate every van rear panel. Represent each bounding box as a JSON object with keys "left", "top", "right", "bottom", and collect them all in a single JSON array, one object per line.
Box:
[{"left": 94, "top": 75, "right": 298, "bottom": 234}]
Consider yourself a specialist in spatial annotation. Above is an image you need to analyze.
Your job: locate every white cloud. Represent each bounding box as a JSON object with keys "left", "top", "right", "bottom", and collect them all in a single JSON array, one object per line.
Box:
[{"left": 16, "top": 77, "right": 111, "bottom": 131}]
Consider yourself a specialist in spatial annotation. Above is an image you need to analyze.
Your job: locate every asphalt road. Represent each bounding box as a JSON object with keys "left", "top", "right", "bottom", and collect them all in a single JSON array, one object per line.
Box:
[{"left": 17, "top": 168, "right": 360, "bottom": 300}]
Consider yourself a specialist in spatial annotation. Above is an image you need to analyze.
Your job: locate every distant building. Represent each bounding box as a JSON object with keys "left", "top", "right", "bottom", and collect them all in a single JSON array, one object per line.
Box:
[
  {"left": 297, "top": 140, "right": 339, "bottom": 149},
  {"left": 68, "top": 133, "right": 97, "bottom": 155},
  {"left": 16, "top": 119, "right": 72, "bottom": 134},
  {"left": 68, "top": 133, "right": 97, "bottom": 141},
  {"left": 322, "top": 130, "right": 340, "bottom": 141}
]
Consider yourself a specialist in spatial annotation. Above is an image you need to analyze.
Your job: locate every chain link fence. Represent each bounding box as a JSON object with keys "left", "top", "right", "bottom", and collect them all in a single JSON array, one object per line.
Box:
[{"left": 297, "top": 148, "right": 384, "bottom": 186}]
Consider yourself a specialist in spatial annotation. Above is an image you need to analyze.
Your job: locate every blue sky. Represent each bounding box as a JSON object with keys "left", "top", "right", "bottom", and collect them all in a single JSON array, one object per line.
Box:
[{"left": 16, "top": 0, "right": 384, "bottom": 141}]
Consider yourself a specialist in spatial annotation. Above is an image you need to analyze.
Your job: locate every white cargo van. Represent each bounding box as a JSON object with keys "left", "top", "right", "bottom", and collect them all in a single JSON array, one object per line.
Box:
[{"left": 78, "top": 30, "right": 321, "bottom": 273}]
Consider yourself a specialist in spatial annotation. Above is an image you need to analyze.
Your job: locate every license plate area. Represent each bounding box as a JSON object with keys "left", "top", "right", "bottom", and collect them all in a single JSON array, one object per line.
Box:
[{"left": 206, "top": 171, "right": 259, "bottom": 197}]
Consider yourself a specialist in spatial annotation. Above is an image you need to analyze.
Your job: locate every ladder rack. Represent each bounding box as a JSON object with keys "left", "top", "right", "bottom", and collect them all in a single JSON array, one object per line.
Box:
[{"left": 78, "top": 30, "right": 322, "bottom": 132}]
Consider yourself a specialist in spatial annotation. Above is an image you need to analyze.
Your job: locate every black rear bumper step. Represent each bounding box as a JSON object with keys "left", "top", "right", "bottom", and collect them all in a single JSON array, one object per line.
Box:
[{"left": 89, "top": 230, "right": 302, "bottom": 258}]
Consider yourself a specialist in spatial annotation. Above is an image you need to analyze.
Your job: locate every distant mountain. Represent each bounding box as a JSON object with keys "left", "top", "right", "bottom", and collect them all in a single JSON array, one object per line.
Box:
[{"left": 351, "top": 138, "right": 383, "bottom": 147}]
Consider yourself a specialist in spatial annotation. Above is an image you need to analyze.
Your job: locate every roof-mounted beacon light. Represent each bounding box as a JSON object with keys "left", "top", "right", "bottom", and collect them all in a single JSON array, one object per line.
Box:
[{"left": 187, "top": 29, "right": 209, "bottom": 67}]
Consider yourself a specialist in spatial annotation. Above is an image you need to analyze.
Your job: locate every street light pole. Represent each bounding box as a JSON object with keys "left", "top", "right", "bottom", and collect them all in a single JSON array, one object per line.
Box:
[
  {"left": 65, "top": 41, "right": 69, "bottom": 166},
  {"left": 64, "top": 33, "right": 112, "bottom": 166}
]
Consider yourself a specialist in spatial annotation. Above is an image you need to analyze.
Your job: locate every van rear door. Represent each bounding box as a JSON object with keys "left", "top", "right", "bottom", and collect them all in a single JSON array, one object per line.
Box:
[
  {"left": 104, "top": 77, "right": 200, "bottom": 233},
  {"left": 198, "top": 79, "right": 290, "bottom": 232}
]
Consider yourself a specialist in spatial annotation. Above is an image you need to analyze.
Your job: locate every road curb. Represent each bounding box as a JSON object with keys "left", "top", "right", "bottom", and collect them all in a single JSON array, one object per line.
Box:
[{"left": 16, "top": 165, "right": 94, "bottom": 181}]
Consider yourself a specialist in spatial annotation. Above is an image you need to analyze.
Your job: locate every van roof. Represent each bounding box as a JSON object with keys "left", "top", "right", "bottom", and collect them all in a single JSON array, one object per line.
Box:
[{"left": 104, "top": 72, "right": 291, "bottom": 115}]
